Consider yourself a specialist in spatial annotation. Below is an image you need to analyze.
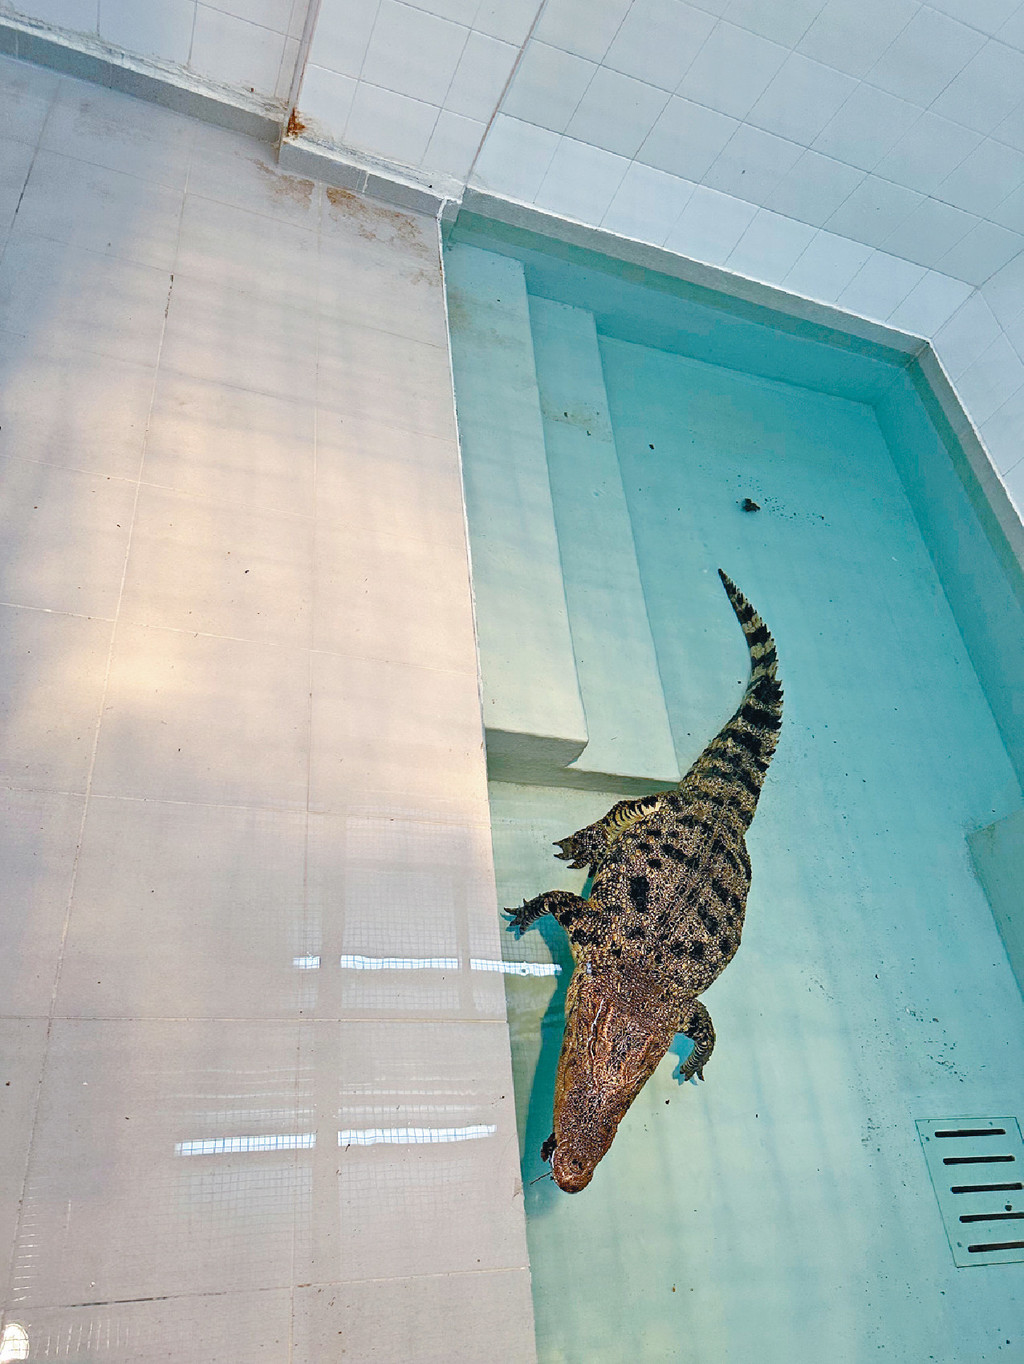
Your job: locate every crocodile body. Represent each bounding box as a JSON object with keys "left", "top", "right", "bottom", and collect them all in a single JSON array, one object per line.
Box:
[{"left": 507, "top": 570, "right": 783, "bottom": 1193}]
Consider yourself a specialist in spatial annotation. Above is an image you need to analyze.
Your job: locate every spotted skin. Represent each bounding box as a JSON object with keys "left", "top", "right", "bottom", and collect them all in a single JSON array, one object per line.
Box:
[{"left": 507, "top": 571, "right": 783, "bottom": 1193}]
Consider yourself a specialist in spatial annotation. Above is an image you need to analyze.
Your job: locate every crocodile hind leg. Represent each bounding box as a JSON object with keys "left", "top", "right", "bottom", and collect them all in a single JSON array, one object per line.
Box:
[
  {"left": 554, "top": 793, "right": 670, "bottom": 870},
  {"left": 505, "top": 890, "right": 589, "bottom": 935},
  {"left": 676, "top": 1000, "right": 716, "bottom": 1082}
]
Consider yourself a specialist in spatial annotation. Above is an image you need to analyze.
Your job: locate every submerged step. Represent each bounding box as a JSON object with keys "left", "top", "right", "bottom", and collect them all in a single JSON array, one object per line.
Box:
[{"left": 445, "top": 243, "right": 588, "bottom": 777}]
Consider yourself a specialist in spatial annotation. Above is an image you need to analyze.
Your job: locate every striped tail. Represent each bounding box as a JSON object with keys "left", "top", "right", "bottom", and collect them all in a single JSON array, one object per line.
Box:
[{"left": 679, "top": 570, "right": 783, "bottom": 825}]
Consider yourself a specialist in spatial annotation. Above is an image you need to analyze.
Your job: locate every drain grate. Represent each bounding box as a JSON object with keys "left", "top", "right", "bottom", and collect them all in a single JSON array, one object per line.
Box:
[{"left": 917, "top": 1117, "right": 1024, "bottom": 1267}]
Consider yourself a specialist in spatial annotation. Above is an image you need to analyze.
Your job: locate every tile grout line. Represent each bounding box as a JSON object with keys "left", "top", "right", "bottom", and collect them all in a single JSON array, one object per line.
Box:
[{"left": 3, "top": 128, "right": 194, "bottom": 1310}]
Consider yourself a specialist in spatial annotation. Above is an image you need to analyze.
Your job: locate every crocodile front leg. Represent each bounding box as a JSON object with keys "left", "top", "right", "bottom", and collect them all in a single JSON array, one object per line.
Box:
[
  {"left": 676, "top": 1000, "right": 716, "bottom": 1082},
  {"left": 505, "top": 890, "right": 590, "bottom": 935},
  {"left": 554, "top": 793, "right": 670, "bottom": 870}
]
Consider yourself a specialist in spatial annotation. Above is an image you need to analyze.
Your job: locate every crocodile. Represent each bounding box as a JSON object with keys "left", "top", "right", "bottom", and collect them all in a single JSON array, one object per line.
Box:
[{"left": 506, "top": 570, "right": 783, "bottom": 1193}]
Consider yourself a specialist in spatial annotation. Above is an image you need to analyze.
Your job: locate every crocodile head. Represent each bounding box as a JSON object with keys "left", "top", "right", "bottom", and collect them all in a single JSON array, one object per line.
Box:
[{"left": 547, "top": 964, "right": 675, "bottom": 1193}]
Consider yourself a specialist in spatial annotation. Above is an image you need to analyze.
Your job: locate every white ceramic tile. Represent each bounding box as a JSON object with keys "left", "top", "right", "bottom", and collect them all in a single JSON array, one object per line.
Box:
[
  {"left": 662, "top": 183, "right": 759, "bottom": 264},
  {"left": 930, "top": 39, "right": 1024, "bottom": 135},
  {"left": 604, "top": 0, "right": 717, "bottom": 90},
  {"left": 868, "top": 8, "right": 987, "bottom": 106},
  {"left": 637, "top": 95, "right": 739, "bottom": 180},
  {"left": 978, "top": 384, "right": 1024, "bottom": 474},
  {"left": 118, "top": 484, "right": 314, "bottom": 648},
  {"left": 762, "top": 149, "right": 864, "bottom": 227},
  {"left": 930, "top": 0, "right": 1020, "bottom": 31},
  {"left": 992, "top": 181, "right": 1024, "bottom": 233},
  {"left": 885, "top": 271, "right": 974, "bottom": 336},
  {"left": 317, "top": 314, "right": 455, "bottom": 439},
  {"left": 0, "top": 792, "right": 84, "bottom": 1015},
  {"left": 9, "top": 1290, "right": 293, "bottom": 1362},
  {"left": 534, "top": 138, "right": 631, "bottom": 223},
  {"left": 954, "top": 333, "right": 1024, "bottom": 424},
  {"left": 703, "top": 123, "right": 803, "bottom": 206},
  {"left": 344, "top": 80, "right": 439, "bottom": 166},
  {"left": 470, "top": 114, "right": 561, "bottom": 201},
  {"left": 981, "top": 248, "right": 1024, "bottom": 323},
  {"left": 565, "top": 67, "right": 670, "bottom": 158},
  {"left": 305, "top": 810, "right": 506, "bottom": 1020},
  {"left": 535, "top": 0, "right": 632, "bottom": 62},
  {"left": 12, "top": 0, "right": 98, "bottom": 30},
  {"left": 936, "top": 138, "right": 1024, "bottom": 217},
  {"left": 425, "top": 108, "right": 485, "bottom": 177},
  {"left": 746, "top": 52, "right": 858, "bottom": 145},
  {"left": 1003, "top": 454, "right": 1024, "bottom": 516},
  {"left": 678, "top": 20, "right": 788, "bottom": 120},
  {"left": 188, "top": 123, "right": 321, "bottom": 229},
  {"left": 143, "top": 369, "right": 314, "bottom": 517},
  {"left": 1005, "top": 301, "right": 1024, "bottom": 357},
  {"left": 0, "top": 52, "right": 58, "bottom": 147},
  {"left": 0, "top": 1021, "right": 47, "bottom": 1280},
  {"left": 292, "top": 1270, "right": 536, "bottom": 1364},
  {"left": 191, "top": 5, "right": 290, "bottom": 95},
  {"left": 14, "top": 149, "right": 184, "bottom": 272},
  {"left": 314, "top": 407, "right": 464, "bottom": 546},
  {"left": 473, "top": 0, "right": 539, "bottom": 45},
  {"left": 796, "top": 0, "right": 919, "bottom": 79},
  {"left": 204, "top": 0, "right": 303, "bottom": 33},
  {"left": 0, "top": 139, "right": 36, "bottom": 231},
  {"left": 275, "top": 36, "right": 301, "bottom": 99},
  {"left": 175, "top": 191, "right": 318, "bottom": 311},
  {"left": 305, "top": 0, "right": 377, "bottom": 78},
  {"left": 0, "top": 456, "right": 135, "bottom": 618},
  {"left": 297, "top": 61, "right": 359, "bottom": 129},
  {"left": 811, "top": 81, "right": 922, "bottom": 172},
  {"left": 999, "top": 2, "right": 1024, "bottom": 48},
  {"left": 873, "top": 112, "right": 982, "bottom": 196},
  {"left": 98, "top": 0, "right": 194, "bottom": 65},
  {"left": 313, "top": 521, "right": 475, "bottom": 670},
  {"left": 782, "top": 229, "right": 875, "bottom": 303},
  {"left": 360, "top": 0, "right": 467, "bottom": 107},
  {"left": 444, "top": 29, "right": 518, "bottom": 122},
  {"left": 880, "top": 198, "right": 979, "bottom": 269},
  {"left": 309, "top": 652, "right": 487, "bottom": 821},
  {"left": 0, "top": 604, "right": 111, "bottom": 793},
  {"left": 296, "top": 1019, "right": 524, "bottom": 1283},
  {"left": 0, "top": 235, "right": 170, "bottom": 368},
  {"left": 56, "top": 798, "right": 311, "bottom": 1020},
  {"left": 933, "top": 290, "right": 1004, "bottom": 378},
  {"left": 500, "top": 40, "right": 596, "bottom": 133},
  {"left": 726, "top": 208, "right": 818, "bottom": 283},
  {"left": 725, "top": 0, "right": 828, "bottom": 46},
  {"left": 600, "top": 162, "right": 697, "bottom": 243},
  {"left": 837, "top": 249, "right": 927, "bottom": 319},
  {"left": 41, "top": 79, "right": 196, "bottom": 190},
  {"left": 825, "top": 175, "right": 924, "bottom": 249},
  {"left": 937, "top": 220, "right": 1024, "bottom": 285},
  {"left": 0, "top": 332, "right": 154, "bottom": 479},
  {"left": 319, "top": 197, "right": 447, "bottom": 347},
  {"left": 91, "top": 623, "right": 310, "bottom": 808},
  {"left": 160, "top": 272, "right": 317, "bottom": 403},
  {"left": 14, "top": 1019, "right": 311, "bottom": 1305},
  {"left": 405, "top": 0, "right": 479, "bottom": 22}
]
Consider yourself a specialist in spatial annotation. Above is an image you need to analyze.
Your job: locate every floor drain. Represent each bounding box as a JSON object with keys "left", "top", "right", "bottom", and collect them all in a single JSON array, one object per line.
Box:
[{"left": 917, "top": 1117, "right": 1024, "bottom": 1267}]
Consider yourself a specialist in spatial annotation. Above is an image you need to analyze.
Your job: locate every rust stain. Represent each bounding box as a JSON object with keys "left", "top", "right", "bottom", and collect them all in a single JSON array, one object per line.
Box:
[
  {"left": 324, "top": 186, "right": 433, "bottom": 262},
  {"left": 286, "top": 107, "right": 306, "bottom": 137},
  {"left": 252, "top": 157, "right": 315, "bottom": 208}
]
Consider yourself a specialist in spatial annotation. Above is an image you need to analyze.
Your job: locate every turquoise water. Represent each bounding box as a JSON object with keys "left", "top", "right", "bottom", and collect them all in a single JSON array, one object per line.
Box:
[{"left": 445, "top": 220, "right": 1024, "bottom": 1363}]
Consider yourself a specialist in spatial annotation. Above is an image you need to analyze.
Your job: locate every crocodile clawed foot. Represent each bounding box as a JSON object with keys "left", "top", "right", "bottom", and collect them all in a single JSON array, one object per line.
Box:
[
  {"left": 503, "top": 900, "right": 533, "bottom": 936},
  {"left": 679, "top": 1061, "right": 705, "bottom": 1084},
  {"left": 552, "top": 837, "right": 574, "bottom": 862},
  {"left": 540, "top": 1132, "right": 557, "bottom": 1163}
]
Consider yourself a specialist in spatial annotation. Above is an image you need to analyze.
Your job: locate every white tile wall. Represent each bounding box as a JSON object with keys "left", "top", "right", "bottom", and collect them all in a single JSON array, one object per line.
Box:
[
  {"left": 8, "top": 0, "right": 308, "bottom": 99},
  {"left": 0, "top": 52, "right": 534, "bottom": 1361}
]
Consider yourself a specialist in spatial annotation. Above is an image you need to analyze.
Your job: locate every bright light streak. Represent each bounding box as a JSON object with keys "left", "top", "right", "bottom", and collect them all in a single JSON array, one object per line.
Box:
[
  {"left": 175, "top": 1133, "right": 316, "bottom": 1156},
  {"left": 292, "top": 955, "right": 321, "bottom": 969},
  {"left": 338, "top": 1124, "right": 497, "bottom": 1146},
  {"left": 340, "top": 954, "right": 460, "bottom": 970},
  {"left": 0, "top": 1323, "right": 29, "bottom": 1363},
  {"left": 471, "top": 958, "right": 561, "bottom": 976}
]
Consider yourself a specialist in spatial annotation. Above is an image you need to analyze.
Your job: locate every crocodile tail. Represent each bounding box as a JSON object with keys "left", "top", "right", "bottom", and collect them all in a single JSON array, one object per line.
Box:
[{"left": 678, "top": 571, "right": 783, "bottom": 819}]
